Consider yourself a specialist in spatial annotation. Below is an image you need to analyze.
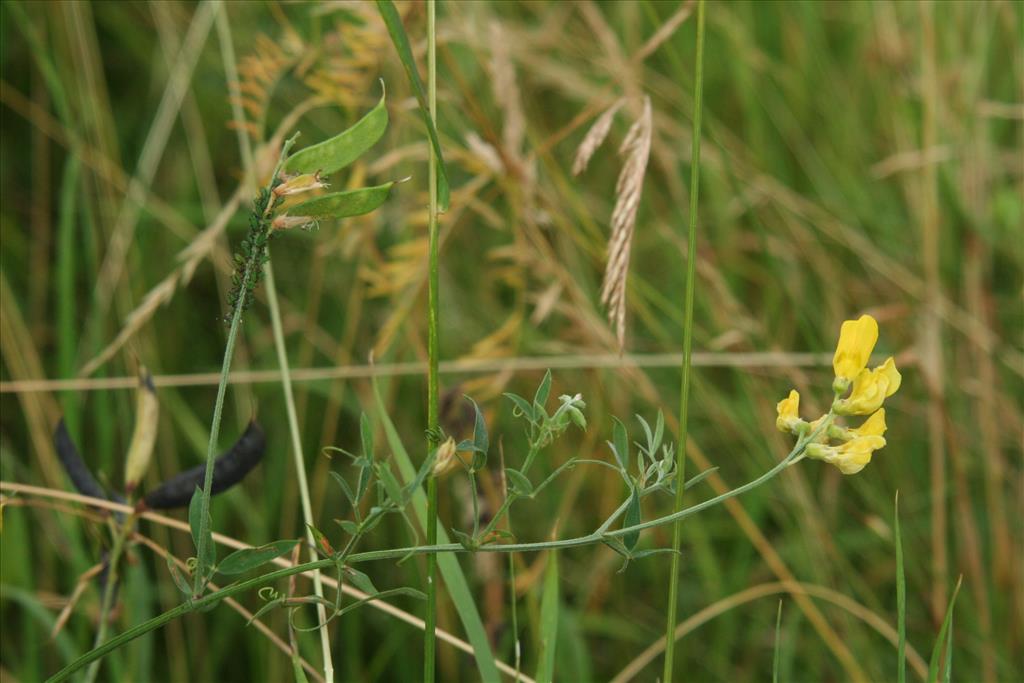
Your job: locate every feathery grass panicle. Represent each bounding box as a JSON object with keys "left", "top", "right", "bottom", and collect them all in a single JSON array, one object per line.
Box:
[
  {"left": 572, "top": 98, "right": 625, "bottom": 176},
  {"left": 600, "top": 96, "right": 652, "bottom": 349}
]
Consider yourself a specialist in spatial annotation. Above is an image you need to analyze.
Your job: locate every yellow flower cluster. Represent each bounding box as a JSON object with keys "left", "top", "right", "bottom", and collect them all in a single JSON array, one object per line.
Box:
[{"left": 775, "top": 314, "right": 900, "bottom": 475}]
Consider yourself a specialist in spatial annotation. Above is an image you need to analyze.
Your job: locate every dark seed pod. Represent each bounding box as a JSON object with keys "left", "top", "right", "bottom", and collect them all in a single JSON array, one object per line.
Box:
[
  {"left": 54, "top": 419, "right": 110, "bottom": 502},
  {"left": 140, "top": 421, "right": 266, "bottom": 510}
]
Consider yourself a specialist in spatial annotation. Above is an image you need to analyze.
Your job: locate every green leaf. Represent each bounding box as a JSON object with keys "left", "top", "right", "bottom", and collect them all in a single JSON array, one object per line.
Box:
[
  {"left": 465, "top": 396, "right": 488, "bottom": 470},
  {"left": 773, "top": 600, "right": 783, "bottom": 683},
  {"left": 218, "top": 540, "right": 299, "bottom": 576},
  {"left": 928, "top": 576, "right": 962, "bottom": 683},
  {"left": 305, "top": 523, "right": 334, "bottom": 557},
  {"left": 503, "top": 392, "right": 536, "bottom": 422},
  {"left": 356, "top": 462, "right": 372, "bottom": 504},
  {"left": 335, "top": 519, "right": 360, "bottom": 536},
  {"left": 283, "top": 87, "right": 388, "bottom": 176},
  {"left": 376, "top": 462, "right": 405, "bottom": 507},
  {"left": 610, "top": 417, "right": 629, "bottom": 473},
  {"left": 654, "top": 410, "right": 665, "bottom": 455},
  {"left": 165, "top": 556, "right": 191, "bottom": 596},
  {"left": 287, "top": 182, "right": 396, "bottom": 219},
  {"left": 636, "top": 414, "right": 654, "bottom": 455},
  {"left": 188, "top": 487, "right": 215, "bottom": 573},
  {"left": 622, "top": 486, "right": 641, "bottom": 551},
  {"left": 360, "top": 413, "right": 375, "bottom": 463},
  {"left": 344, "top": 567, "right": 378, "bottom": 596},
  {"left": 505, "top": 468, "right": 533, "bottom": 497},
  {"left": 375, "top": 0, "right": 450, "bottom": 210},
  {"left": 895, "top": 493, "right": 906, "bottom": 683},
  {"left": 536, "top": 550, "right": 560, "bottom": 683},
  {"left": 533, "top": 369, "right": 552, "bottom": 412},
  {"left": 402, "top": 447, "right": 438, "bottom": 505},
  {"left": 330, "top": 471, "right": 356, "bottom": 510},
  {"left": 373, "top": 375, "right": 500, "bottom": 682}
]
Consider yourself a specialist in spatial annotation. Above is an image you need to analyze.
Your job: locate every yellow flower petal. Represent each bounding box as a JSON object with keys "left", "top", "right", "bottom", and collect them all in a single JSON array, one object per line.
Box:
[
  {"left": 851, "top": 408, "right": 887, "bottom": 438},
  {"left": 776, "top": 389, "right": 801, "bottom": 433},
  {"left": 879, "top": 357, "right": 902, "bottom": 397},
  {"left": 833, "top": 315, "right": 879, "bottom": 383},
  {"left": 825, "top": 435, "right": 886, "bottom": 475},
  {"left": 835, "top": 357, "right": 901, "bottom": 415}
]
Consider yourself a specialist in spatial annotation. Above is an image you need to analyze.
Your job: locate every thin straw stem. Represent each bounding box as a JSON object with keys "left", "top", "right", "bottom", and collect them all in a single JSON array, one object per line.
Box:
[
  {"left": 264, "top": 259, "right": 334, "bottom": 682},
  {"left": 663, "top": 2, "right": 706, "bottom": 680}
]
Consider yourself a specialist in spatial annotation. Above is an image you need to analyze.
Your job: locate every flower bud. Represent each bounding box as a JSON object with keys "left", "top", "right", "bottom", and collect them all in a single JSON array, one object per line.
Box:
[
  {"left": 273, "top": 171, "right": 328, "bottom": 198},
  {"left": 432, "top": 437, "right": 459, "bottom": 477}
]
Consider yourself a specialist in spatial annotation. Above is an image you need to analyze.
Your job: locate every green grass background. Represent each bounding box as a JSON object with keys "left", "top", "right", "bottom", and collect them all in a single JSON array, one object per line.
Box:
[{"left": 1, "top": 1, "right": 1021, "bottom": 681}]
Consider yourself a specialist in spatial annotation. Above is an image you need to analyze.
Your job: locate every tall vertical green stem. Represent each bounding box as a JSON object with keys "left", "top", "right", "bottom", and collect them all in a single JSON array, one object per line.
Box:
[
  {"left": 423, "top": 1, "right": 441, "bottom": 681},
  {"left": 192, "top": 135, "right": 297, "bottom": 596},
  {"left": 264, "top": 260, "right": 334, "bottom": 682},
  {"left": 663, "top": 2, "right": 706, "bottom": 681}
]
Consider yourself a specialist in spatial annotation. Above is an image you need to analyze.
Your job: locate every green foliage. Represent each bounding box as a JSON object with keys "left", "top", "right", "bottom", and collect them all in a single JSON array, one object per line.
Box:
[
  {"left": 283, "top": 89, "right": 388, "bottom": 176},
  {"left": 217, "top": 540, "right": 300, "bottom": 576},
  {"left": 375, "top": 0, "right": 450, "bottom": 210}
]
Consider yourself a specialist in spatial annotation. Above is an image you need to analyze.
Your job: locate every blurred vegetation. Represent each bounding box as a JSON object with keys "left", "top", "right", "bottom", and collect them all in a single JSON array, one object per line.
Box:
[{"left": 1, "top": 1, "right": 1021, "bottom": 681}]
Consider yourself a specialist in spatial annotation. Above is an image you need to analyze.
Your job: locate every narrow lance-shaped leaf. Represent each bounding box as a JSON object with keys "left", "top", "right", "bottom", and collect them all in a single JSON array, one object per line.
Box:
[
  {"left": 189, "top": 486, "right": 215, "bottom": 573},
  {"left": 928, "top": 577, "right": 963, "bottom": 683},
  {"left": 505, "top": 468, "right": 533, "bottom": 497},
  {"left": 217, "top": 540, "right": 300, "bottom": 576},
  {"left": 536, "top": 549, "right": 560, "bottom": 683},
  {"left": 465, "top": 396, "right": 488, "bottom": 471},
  {"left": 534, "top": 369, "right": 552, "bottom": 412},
  {"left": 622, "top": 486, "right": 642, "bottom": 551},
  {"left": 375, "top": 0, "right": 450, "bottom": 210},
  {"left": 611, "top": 417, "right": 630, "bottom": 473},
  {"left": 286, "top": 181, "right": 397, "bottom": 220},
  {"left": 283, "top": 86, "right": 388, "bottom": 176}
]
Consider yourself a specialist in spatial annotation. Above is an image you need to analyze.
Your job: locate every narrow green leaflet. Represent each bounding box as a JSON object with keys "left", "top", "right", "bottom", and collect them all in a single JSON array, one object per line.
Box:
[
  {"left": 189, "top": 487, "right": 215, "bottom": 578},
  {"left": 375, "top": 0, "right": 450, "bottom": 210},
  {"left": 622, "top": 486, "right": 641, "bottom": 551},
  {"left": 505, "top": 468, "right": 533, "bottom": 497},
  {"left": 283, "top": 89, "right": 388, "bottom": 176},
  {"left": 536, "top": 550, "right": 560, "bottom": 683},
  {"left": 217, "top": 540, "right": 299, "bottom": 576},
  {"left": 773, "top": 600, "right": 783, "bottom": 683},
  {"left": 287, "top": 182, "right": 396, "bottom": 219},
  {"left": 611, "top": 417, "right": 629, "bottom": 473},
  {"left": 372, "top": 376, "right": 500, "bottom": 682},
  {"left": 928, "top": 577, "right": 962, "bottom": 683}
]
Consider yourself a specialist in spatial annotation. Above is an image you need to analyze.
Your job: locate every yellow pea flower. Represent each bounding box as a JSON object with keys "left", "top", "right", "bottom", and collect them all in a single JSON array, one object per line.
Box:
[
  {"left": 776, "top": 390, "right": 802, "bottom": 433},
  {"left": 835, "top": 357, "right": 901, "bottom": 415},
  {"left": 806, "top": 434, "right": 887, "bottom": 475},
  {"left": 850, "top": 408, "right": 887, "bottom": 438},
  {"left": 832, "top": 315, "right": 878, "bottom": 392}
]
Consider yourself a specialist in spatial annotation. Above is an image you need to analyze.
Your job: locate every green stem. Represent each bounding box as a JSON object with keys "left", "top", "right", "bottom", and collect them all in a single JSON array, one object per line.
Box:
[
  {"left": 424, "top": 1, "right": 440, "bottom": 681},
  {"left": 264, "top": 259, "right": 334, "bottom": 682},
  {"left": 191, "top": 134, "right": 298, "bottom": 596},
  {"left": 663, "top": 2, "right": 706, "bottom": 681},
  {"left": 50, "top": 434, "right": 817, "bottom": 683},
  {"left": 82, "top": 514, "right": 134, "bottom": 683}
]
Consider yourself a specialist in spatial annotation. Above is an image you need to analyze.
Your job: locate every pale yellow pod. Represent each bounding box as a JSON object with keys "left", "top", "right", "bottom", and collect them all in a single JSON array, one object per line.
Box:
[{"left": 124, "top": 367, "right": 159, "bottom": 494}]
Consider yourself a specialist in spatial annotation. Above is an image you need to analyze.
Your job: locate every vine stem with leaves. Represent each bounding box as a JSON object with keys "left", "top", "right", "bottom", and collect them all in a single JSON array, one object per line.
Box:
[
  {"left": 191, "top": 133, "right": 299, "bottom": 597},
  {"left": 47, "top": 416, "right": 831, "bottom": 683}
]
